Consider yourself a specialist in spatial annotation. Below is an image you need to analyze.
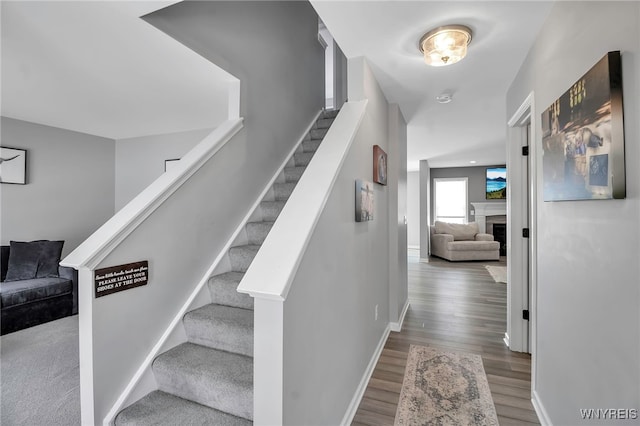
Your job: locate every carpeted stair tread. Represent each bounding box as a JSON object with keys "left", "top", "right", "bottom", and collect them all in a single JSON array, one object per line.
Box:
[
  {"left": 183, "top": 304, "right": 253, "bottom": 357},
  {"left": 115, "top": 390, "right": 251, "bottom": 426},
  {"left": 153, "top": 343, "right": 253, "bottom": 420},
  {"left": 284, "top": 166, "right": 306, "bottom": 182},
  {"left": 294, "top": 151, "right": 314, "bottom": 167},
  {"left": 309, "top": 128, "right": 328, "bottom": 140},
  {"left": 208, "top": 272, "right": 253, "bottom": 310},
  {"left": 316, "top": 118, "right": 335, "bottom": 129},
  {"left": 302, "top": 139, "right": 322, "bottom": 153},
  {"left": 273, "top": 182, "right": 297, "bottom": 201},
  {"left": 228, "top": 245, "right": 260, "bottom": 272},
  {"left": 245, "top": 221, "right": 274, "bottom": 245},
  {"left": 259, "top": 200, "right": 285, "bottom": 221},
  {"left": 322, "top": 109, "right": 339, "bottom": 119}
]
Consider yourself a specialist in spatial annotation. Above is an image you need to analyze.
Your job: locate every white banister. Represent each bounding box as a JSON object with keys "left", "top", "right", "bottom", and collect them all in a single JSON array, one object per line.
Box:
[
  {"left": 61, "top": 118, "right": 243, "bottom": 270},
  {"left": 59, "top": 118, "right": 244, "bottom": 426},
  {"left": 237, "top": 100, "right": 367, "bottom": 301},
  {"left": 237, "top": 101, "right": 367, "bottom": 425}
]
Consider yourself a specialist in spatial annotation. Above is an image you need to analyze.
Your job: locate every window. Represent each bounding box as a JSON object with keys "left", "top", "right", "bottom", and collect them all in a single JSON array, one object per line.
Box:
[{"left": 434, "top": 178, "right": 468, "bottom": 224}]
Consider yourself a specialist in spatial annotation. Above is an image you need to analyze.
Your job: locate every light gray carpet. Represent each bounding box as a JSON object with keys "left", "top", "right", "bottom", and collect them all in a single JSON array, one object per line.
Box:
[{"left": 1, "top": 315, "right": 80, "bottom": 426}]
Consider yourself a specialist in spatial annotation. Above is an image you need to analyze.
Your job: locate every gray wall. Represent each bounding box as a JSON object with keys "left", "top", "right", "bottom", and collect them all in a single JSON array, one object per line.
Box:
[
  {"left": 282, "top": 57, "right": 405, "bottom": 424},
  {"left": 144, "top": 1, "right": 324, "bottom": 235},
  {"left": 0, "top": 117, "right": 114, "bottom": 256},
  {"left": 407, "top": 171, "right": 419, "bottom": 248},
  {"left": 507, "top": 2, "right": 640, "bottom": 424},
  {"left": 430, "top": 165, "right": 505, "bottom": 223},
  {"left": 115, "top": 127, "right": 213, "bottom": 210}
]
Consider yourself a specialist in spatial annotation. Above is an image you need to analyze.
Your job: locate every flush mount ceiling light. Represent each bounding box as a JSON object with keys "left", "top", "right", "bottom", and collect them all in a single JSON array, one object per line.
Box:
[
  {"left": 436, "top": 93, "right": 453, "bottom": 104},
  {"left": 419, "top": 25, "right": 472, "bottom": 67}
]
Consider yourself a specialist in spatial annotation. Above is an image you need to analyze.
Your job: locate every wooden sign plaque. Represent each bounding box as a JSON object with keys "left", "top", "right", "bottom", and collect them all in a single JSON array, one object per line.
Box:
[{"left": 95, "top": 261, "right": 149, "bottom": 298}]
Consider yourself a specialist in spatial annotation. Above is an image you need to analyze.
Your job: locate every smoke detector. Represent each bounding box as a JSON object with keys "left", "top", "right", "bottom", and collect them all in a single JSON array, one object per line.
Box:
[{"left": 436, "top": 93, "right": 453, "bottom": 104}]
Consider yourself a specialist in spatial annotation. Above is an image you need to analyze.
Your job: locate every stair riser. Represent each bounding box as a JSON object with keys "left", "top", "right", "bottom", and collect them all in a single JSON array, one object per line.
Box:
[
  {"left": 302, "top": 140, "right": 321, "bottom": 153},
  {"left": 246, "top": 222, "right": 273, "bottom": 245},
  {"left": 153, "top": 344, "right": 253, "bottom": 421},
  {"left": 260, "top": 201, "right": 285, "bottom": 222},
  {"left": 229, "top": 247, "right": 259, "bottom": 272},
  {"left": 316, "top": 118, "right": 334, "bottom": 129},
  {"left": 309, "top": 128, "right": 328, "bottom": 140},
  {"left": 183, "top": 317, "right": 253, "bottom": 357},
  {"left": 284, "top": 167, "right": 305, "bottom": 183},
  {"left": 294, "top": 152, "right": 314, "bottom": 167},
  {"left": 209, "top": 282, "right": 254, "bottom": 310},
  {"left": 273, "top": 183, "right": 296, "bottom": 201}
]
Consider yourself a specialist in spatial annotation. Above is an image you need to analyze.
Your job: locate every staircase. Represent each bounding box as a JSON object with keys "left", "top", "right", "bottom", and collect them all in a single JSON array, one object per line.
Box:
[{"left": 115, "top": 109, "right": 339, "bottom": 425}]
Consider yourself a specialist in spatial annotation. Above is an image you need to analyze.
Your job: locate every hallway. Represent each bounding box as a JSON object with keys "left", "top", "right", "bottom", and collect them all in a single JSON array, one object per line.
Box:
[{"left": 353, "top": 252, "right": 539, "bottom": 425}]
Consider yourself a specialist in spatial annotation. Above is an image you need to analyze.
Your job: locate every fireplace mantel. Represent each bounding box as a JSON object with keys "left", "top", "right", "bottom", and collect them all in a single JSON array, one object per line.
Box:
[{"left": 471, "top": 202, "right": 506, "bottom": 233}]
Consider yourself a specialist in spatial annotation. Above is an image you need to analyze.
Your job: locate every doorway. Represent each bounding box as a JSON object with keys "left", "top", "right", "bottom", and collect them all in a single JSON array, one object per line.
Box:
[{"left": 507, "top": 92, "right": 538, "bottom": 386}]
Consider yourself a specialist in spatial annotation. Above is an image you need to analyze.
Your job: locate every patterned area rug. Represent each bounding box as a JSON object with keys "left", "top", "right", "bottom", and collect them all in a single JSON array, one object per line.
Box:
[
  {"left": 394, "top": 345, "right": 499, "bottom": 426},
  {"left": 485, "top": 265, "right": 507, "bottom": 283}
]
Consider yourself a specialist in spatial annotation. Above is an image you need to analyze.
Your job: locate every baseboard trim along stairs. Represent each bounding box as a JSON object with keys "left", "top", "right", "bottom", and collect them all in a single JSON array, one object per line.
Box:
[{"left": 114, "top": 109, "right": 340, "bottom": 425}]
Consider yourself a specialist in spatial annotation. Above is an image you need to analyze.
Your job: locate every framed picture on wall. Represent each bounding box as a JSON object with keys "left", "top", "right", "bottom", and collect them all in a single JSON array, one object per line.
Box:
[
  {"left": 486, "top": 167, "right": 507, "bottom": 199},
  {"left": 373, "top": 145, "right": 387, "bottom": 185},
  {"left": 541, "top": 51, "right": 625, "bottom": 201},
  {"left": 0, "top": 147, "right": 27, "bottom": 185},
  {"left": 355, "top": 179, "right": 374, "bottom": 222}
]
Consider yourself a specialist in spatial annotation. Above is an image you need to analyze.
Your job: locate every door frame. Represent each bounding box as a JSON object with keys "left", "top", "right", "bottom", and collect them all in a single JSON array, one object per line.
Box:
[{"left": 506, "top": 91, "right": 538, "bottom": 389}]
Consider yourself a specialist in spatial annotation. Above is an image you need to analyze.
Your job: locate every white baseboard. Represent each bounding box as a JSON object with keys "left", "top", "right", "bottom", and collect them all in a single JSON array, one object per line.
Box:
[
  {"left": 341, "top": 324, "right": 391, "bottom": 425},
  {"left": 419, "top": 257, "right": 429, "bottom": 263},
  {"left": 532, "top": 390, "right": 552, "bottom": 425},
  {"left": 390, "top": 300, "right": 409, "bottom": 332},
  {"left": 503, "top": 332, "right": 510, "bottom": 347}
]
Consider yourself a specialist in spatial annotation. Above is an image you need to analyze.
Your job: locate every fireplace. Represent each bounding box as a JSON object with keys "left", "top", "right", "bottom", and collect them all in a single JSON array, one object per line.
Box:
[
  {"left": 492, "top": 223, "right": 507, "bottom": 256},
  {"left": 486, "top": 214, "right": 507, "bottom": 256}
]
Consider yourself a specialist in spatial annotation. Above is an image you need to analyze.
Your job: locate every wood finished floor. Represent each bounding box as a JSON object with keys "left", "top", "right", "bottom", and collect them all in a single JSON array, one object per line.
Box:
[{"left": 352, "top": 252, "right": 539, "bottom": 426}]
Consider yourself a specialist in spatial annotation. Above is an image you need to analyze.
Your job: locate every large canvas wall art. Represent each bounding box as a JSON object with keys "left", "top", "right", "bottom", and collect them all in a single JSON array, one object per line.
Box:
[
  {"left": 355, "top": 179, "right": 374, "bottom": 222},
  {"left": 541, "top": 51, "right": 625, "bottom": 201}
]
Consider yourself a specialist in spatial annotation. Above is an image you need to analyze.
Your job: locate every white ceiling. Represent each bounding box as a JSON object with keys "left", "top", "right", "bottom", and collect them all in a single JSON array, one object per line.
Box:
[
  {"left": 312, "top": 1, "right": 554, "bottom": 170},
  {"left": 1, "top": 1, "right": 553, "bottom": 166},
  {"left": 1, "top": 1, "right": 234, "bottom": 140}
]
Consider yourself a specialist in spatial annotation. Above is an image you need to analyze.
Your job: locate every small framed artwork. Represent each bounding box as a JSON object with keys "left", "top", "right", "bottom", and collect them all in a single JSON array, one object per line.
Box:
[
  {"left": 541, "top": 51, "right": 625, "bottom": 201},
  {"left": 355, "top": 179, "right": 374, "bottom": 222},
  {"left": 164, "top": 158, "right": 180, "bottom": 172},
  {"left": 0, "top": 147, "right": 27, "bottom": 185},
  {"left": 373, "top": 145, "right": 387, "bottom": 185}
]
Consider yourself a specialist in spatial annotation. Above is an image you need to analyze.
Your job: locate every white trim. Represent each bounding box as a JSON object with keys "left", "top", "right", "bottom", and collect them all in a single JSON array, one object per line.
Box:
[
  {"left": 102, "top": 111, "right": 323, "bottom": 425},
  {"left": 238, "top": 100, "right": 368, "bottom": 300},
  {"left": 340, "top": 324, "right": 391, "bottom": 426},
  {"left": 507, "top": 90, "right": 538, "bottom": 393},
  {"left": 508, "top": 92, "right": 534, "bottom": 128},
  {"left": 532, "top": 390, "right": 552, "bottom": 426},
  {"left": 390, "top": 300, "right": 410, "bottom": 332},
  {"left": 61, "top": 118, "right": 244, "bottom": 270}
]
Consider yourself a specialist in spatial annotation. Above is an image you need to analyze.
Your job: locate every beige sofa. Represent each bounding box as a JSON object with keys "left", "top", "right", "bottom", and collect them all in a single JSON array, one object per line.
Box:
[{"left": 430, "top": 221, "right": 500, "bottom": 261}]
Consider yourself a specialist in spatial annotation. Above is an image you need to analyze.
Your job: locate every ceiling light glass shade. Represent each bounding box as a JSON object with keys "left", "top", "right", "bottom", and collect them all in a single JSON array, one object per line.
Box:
[{"left": 419, "top": 25, "right": 472, "bottom": 67}]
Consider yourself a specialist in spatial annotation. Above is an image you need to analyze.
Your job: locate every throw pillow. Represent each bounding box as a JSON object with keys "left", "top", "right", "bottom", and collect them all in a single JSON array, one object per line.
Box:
[
  {"left": 4, "top": 241, "right": 40, "bottom": 281},
  {"left": 4, "top": 240, "right": 65, "bottom": 281},
  {"left": 35, "top": 240, "right": 64, "bottom": 278},
  {"left": 1, "top": 245, "right": 9, "bottom": 282}
]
